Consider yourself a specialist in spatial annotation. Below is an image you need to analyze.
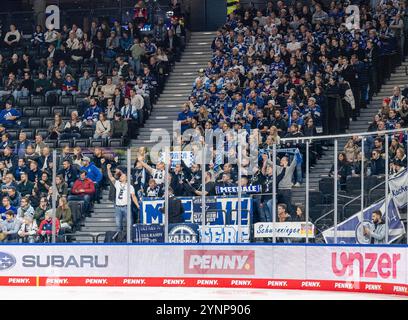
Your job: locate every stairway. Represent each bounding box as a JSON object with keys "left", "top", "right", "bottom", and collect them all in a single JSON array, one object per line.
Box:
[
  {"left": 131, "top": 31, "right": 215, "bottom": 158},
  {"left": 73, "top": 32, "right": 215, "bottom": 242},
  {"left": 73, "top": 190, "right": 118, "bottom": 243},
  {"left": 291, "top": 61, "right": 408, "bottom": 205}
]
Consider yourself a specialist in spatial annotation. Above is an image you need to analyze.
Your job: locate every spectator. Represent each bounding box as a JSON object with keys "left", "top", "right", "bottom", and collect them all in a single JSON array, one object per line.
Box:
[
  {"left": 0, "top": 210, "right": 21, "bottom": 242},
  {"left": 369, "top": 149, "right": 386, "bottom": 175},
  {"left": 121, "top": 97, "right": 138, "bottom": 138},
  {"left": 7, "top": 187, "right": 21, "bottom": 208},
  {"left": 34, "top": 135, "right": 46, "bottom": 155},
  {"left": 27, "top": 160, "right": 41, "bottom": 183},
  {"left": 111, "top": 112, "right": 128, "bottom": 139},
  {"left": 62, "top": 74, "right": 78, "bottom": 95},
  {"left": 78, "top": 70, "right": 93, "bottom": 94},
  {"left": 101, "top": 77, "right": 116, "bottom": 99},
  {"left": 277, "top": 154, "right": 298, "bottom": 213},
  {"left": 83, "top": 97, "right": 103, "bottom": 127},
  {"left": 94, "top": 112, "right": 111, "bottom": 139},
  {"left": 0, "top": 101, "right": 21, "bottom": 128},
  {"left": 106, "top": 163, "right": 138, "bottom": 232},
  {"left": 16, "top": 196, "right": 34, "bottom": 223},
  {"left": 31, "top": 24, "right": 45, "bottom": 47},
  {"left": 80, "top": 157, "right": 102, "bottom": 185},
  {"left": 18, "top": 214, "right": 38, "bottom": 243},
  {"left": 130, "top": 38, "right": 145, "bottom": 74},
  {"left": 0, "top": 73, "right": 19, "bottom": 100},
  {"left": 33, "top": 197, "right": 49, "bottom": 226},
  {"left": 53, "top": 175, "right": 68, "bottom": 200},
  {"left": 58, "top": 160, "right": 78, "bottom": 188},
  {"left": 106, "top": 30, "right": 120, "bottom": 58},
  {"left": 4, "top": 24, "right": 21, "bottom": 47},
  {"left": 37, "top": 209, "right": 60, "bottom": 242},
  {"left": 69, "top": 170, "right": 95, "bottom": 215},
  {"left": 34, "top": 71, "right": 50, "bottom": 95},
  {"left": 0, "top": 197, "right": 17, "bottom": 219},
  {"left": 60, "top": 111, "right": 82, "bottom": 140},
  {"left": 34, "top": 171, "right": 51, "bottom": 196},
  {"left": 55, "top": 197, "right": 73, "bottom": 233},
  {"left": 38, "top": 146, "right": 53, "bottom": 172},
  {"left": 363, "top": 210, "right": 386, "bottom": 244},
  {"left": 344, "top": 138, "right": 360, "bottom": 163},
  {"left": 329, "top": 152, "right": 352, "bottom": 190},
  {"left": 17, "top": 170, "right": 34, "bottom": 196}
]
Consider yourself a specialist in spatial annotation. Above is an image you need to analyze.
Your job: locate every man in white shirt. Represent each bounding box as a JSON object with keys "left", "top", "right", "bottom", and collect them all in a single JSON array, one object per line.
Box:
[
  {"left": 101, "top": 77, "right": 116, "bottom": 99},
  {"left": 286, "top": 34, "right": 301, "bottom": 53},
  {"left": 107, "top": 164, "right": 138, "bottom": 232},
  {"left": 66, "top": 31, "right": 80, "bottom": 50},
  {"left": 139, "top": 158, "right": 165, "bottom": 186},
  {"left": 44, "top": 25, "right": 58, "bottom": 43}
]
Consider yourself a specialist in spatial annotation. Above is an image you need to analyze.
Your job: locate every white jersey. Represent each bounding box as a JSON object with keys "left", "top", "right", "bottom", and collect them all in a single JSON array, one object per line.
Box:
[
  {"left": 115, "top": 181, "right": 135, "bottom": 206},
  {"left": 151, "top": 169, "right": 165, "bottom": 185}
]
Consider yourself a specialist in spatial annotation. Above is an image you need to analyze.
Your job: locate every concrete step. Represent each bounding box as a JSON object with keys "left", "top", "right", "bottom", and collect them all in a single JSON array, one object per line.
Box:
[
  {"left": 91, "top": 212, "right": 115, "bottom": 218},
  {"left": 92, "top": 207, "right": 115, "bottom": 212},
  {"left": 84, "top": 222, "right": 117, "bottom": 227},
  {"left": 81, "top": 226, "right": 118, "bottom": 232},
  {"left": 180, "top": 56, "right": 211, "bottom": 61},
  {"left": 171, "top": 66, "right": 206, "bottom": 72},
  {"left": 94, "top": 204, "right": 114, "bottom": 209},
  {"left": 85, "top": 217, "right": 116, "bottom": 223}
]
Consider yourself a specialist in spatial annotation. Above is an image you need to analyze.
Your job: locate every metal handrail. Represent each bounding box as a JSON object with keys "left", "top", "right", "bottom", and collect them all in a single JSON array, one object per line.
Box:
[
  {"left": 315, "top": 179, "right": 388, "bottom": 235},
  {"left": 367, "top": 180, "right": 386, "bottom": 203},
  {"left": 314, "top": 194, "right": 358, "bottom": 226},
  {"left": 63, "top": 233, "right": 97, "bottom": 243},
  {"left": 280, "top": 128, "right": 408, "bottom": 143},
  {"left": 95, "top": 233, "right": 108, "bottom": 243}
]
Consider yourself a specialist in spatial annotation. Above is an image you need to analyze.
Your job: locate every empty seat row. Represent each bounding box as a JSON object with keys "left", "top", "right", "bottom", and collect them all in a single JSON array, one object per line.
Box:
[
  {"left": 20, "top": 117, "right": 70, "bottom": 129},
  {"left": 42, "top": 138, "right": 124, "bottom": 149},
  {"left": 22, "top": 105, "right": 78, "bottom": 118},
  {"left": 6, "top": 127, "right": 97, "bottom": 140},
  {"left": 17, "top": 94, "right": 87, "bottom": 107}
]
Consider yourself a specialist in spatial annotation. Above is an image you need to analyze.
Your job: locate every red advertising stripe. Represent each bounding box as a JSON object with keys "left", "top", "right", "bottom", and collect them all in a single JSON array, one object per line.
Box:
[
  {"left": 0, "top": 276, "right": 406, "bottom": 297},
  {"left": 0, "top": 276, "right": 36, "bottom": 286}
]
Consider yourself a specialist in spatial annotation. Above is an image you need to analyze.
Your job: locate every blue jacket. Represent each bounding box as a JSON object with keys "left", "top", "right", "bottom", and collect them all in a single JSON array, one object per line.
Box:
[
  {"left": 177, "top": 110, "right": 194, "bottom": 133},
  {"left": 0, "top": 108, "right": 21, "bottom": 127},
  {"left": 80, "top": 162, "right": 102, "bottom": 183},
  {"left": 83, "top": 106, "right": 103, "bottom": 122},
  {"left": 0, "top": 206, "right": 17, "bottom": 220},
  {"left": 15, "top": 140, "right": 31, "bottom": 158}
]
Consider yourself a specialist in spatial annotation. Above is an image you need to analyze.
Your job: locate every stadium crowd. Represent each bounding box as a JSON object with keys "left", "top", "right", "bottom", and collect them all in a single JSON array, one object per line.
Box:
[
  {"left": 133, "top": 0, "right": 408, "bottom": 231},
  {"left": 0, "top": 0, "right": 186, "bottom": 242}
]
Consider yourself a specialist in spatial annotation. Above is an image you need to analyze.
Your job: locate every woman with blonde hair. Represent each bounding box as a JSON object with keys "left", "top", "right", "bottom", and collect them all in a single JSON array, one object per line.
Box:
[
  {"left": 72, "top": 146, "right": 84, "bottom": 167},
  {"left": 269, "top": 126, "right": 280, "bottom": 144},
  {"left": 56, "top": 197, "right": 73, "bottom": 233},
  {"left": 343, "top": 138, "right": 360, "bottom": 163}
]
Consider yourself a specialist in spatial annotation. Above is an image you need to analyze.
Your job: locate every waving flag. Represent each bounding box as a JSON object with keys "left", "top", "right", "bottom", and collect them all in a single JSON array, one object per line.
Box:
[{"left": 322, "top": 195, "right": 405, "bottom": 244}]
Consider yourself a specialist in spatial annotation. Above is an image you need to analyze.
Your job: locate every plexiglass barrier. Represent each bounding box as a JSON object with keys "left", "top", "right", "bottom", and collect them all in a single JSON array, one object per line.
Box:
[{"left": 7, "top": 128, "right": 408, "bottom": 245}]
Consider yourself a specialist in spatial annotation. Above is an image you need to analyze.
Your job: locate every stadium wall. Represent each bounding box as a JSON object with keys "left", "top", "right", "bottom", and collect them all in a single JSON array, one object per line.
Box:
[{"left": 0, "top": 244, "right": 407, "bottom": 296}]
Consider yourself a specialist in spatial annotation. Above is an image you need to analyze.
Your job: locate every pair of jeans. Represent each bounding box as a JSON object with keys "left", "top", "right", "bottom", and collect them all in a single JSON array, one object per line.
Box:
[
  {"left": 261, "top": 199, "right": 273, "bottom": 222},
  {"left": 293, "top": 162, "right": 303, "bottom": 184},
  {"left": 129, "top": 57, "right": 141, "bottom": 74},
  {"left": 115, "top": 205, "right": 127, "bottom": 232}
]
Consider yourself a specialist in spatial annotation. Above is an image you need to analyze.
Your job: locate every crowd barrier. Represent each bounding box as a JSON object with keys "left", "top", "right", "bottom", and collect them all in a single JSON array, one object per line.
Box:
[{"left": 0, "top": 244, "right": 407, "bottom": 297}]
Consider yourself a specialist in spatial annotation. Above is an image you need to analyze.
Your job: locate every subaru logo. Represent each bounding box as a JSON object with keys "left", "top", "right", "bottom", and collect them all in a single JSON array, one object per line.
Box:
[{"left": 0, "top": 252, "right": 16, "bottom": 270}]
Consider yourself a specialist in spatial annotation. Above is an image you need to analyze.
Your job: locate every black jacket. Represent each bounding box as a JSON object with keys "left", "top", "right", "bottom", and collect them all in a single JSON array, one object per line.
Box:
[{"left": 161, "top": 196, "right": 184, "bottom": 224}]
